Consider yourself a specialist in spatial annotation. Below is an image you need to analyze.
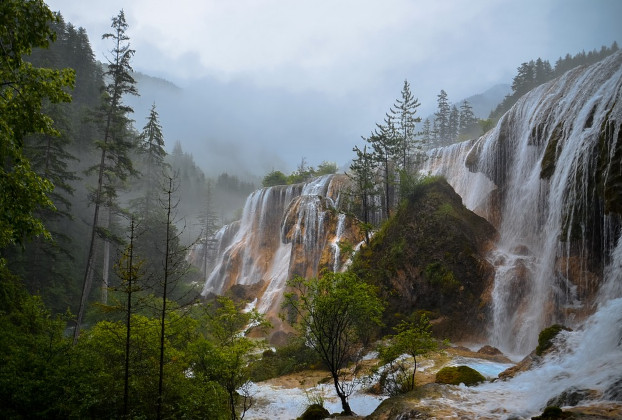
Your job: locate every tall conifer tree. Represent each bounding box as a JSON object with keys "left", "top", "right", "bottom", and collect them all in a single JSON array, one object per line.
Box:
[
  {"left": 386, "top": 80, "right": 421, "bottom": 170},
  {"left": 75, "top": 9, "right": 138, "bottom": 342},
  {"left": 434, "top": 90, "right": 450, "bottom": 145}
]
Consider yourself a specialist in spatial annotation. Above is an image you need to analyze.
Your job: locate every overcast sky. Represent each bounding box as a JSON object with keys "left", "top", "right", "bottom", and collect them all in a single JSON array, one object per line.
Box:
[{"left": 45, "top": 0, "right": 622, "bottom": 177}]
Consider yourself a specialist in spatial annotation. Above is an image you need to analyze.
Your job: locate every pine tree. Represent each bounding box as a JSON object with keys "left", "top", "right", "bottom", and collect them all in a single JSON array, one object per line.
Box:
[
  {"left": 15, "top": 103, "right": 80, "bottom": 293},
  {"left": 137, "top": 103, "right": 167, "bottom": 215},
  {"left": 0, "top": 0, "right": 74, "bottom": 253},
  {"left": 75, "top": 10, "right": 138, "bottom": 342},
  {"left": 420, "top": 118, "right": 432, "bottom": 148},
  {"left": 434, "top": 90, "right": 450, "bottom": 145},
  {"left": 458, "top": 100, "right": 478, "bottom": 138},
  {"left": 197, "top": 181, "right": 219, "bottom": 275},
  {"left": 448, "top": 105, "right": 460, "bottom": 144},
  {"left": 386, "top": 80, "right": 421, "bottom": 170},
  {"left": 366, "top": 121, "right": 399, "bottom": 219},
  {"left": 348, "top": 145, "right": 377, "bottom": 244}
]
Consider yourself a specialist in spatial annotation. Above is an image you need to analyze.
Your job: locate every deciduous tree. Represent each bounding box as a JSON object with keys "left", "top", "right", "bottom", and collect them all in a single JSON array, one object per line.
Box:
[
  {"left": 0, "top": 0, "right": 74, "bottom": 254},
  {"left": 283, "top": 272, "right": 384, "bottom": 415}
]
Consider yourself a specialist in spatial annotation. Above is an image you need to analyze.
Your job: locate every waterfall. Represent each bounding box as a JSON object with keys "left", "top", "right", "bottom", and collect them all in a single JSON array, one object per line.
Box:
[
  {"left": 423, "top": 51, "right": 622, "bottom": 354},
  {"left": 200, "top": 174, "right": 362, "bottom": 320}
]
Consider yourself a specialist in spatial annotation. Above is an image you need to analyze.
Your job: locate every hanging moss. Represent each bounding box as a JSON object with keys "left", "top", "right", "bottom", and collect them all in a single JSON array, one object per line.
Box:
[
  {"left": 599, "top": 119, "right": 622, "bottom": 215},
  {"left": 540, "top": 121, "right": 564, "bottom": 179},
  {"left": 435, "top": 365, "right": 485, "bottom": 386}
]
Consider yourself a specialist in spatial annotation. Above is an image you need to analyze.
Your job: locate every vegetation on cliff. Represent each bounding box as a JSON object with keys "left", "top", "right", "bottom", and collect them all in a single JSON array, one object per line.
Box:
[{"left": 350, "top": 176, "right": 497, "bottom": 340}]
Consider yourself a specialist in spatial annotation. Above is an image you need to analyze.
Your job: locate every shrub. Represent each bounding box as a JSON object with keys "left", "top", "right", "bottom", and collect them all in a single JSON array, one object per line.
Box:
[
  {"left": 536, "top": 324, "right": 569, "bottom": 356},
  {"left": 298, "top": 403, "right": 330, "bottom": 420},
  {"left": 435, "top": 365, "right": 485, "bottom": 386}
]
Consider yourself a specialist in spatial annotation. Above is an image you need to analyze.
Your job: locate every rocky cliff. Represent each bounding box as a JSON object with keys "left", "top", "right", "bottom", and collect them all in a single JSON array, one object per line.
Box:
[{"left": 350, "top": 178, "right": 497, "bottom": 341}]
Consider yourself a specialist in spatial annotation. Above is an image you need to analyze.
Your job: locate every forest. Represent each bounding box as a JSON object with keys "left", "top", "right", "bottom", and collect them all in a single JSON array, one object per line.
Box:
[{"left": 2, "top": 1, "right": 620, "bottom": 419}]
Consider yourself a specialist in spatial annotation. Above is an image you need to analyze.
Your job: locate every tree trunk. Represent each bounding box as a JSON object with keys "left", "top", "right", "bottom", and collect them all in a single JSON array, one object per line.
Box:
[
  {"left": 123, "top": 218, "right": 136, "bottom": 418},
  {"left": 332, "top": 373, "right": 352, "bottom": 415},
  {"left": 101, "top": 208, "right": 111, "bottom": 304},
  {"left": 156, "top": 178, "right": 173, "bottom": 420}
]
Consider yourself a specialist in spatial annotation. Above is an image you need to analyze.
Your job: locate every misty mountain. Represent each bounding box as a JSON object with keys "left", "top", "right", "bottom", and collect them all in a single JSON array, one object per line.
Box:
[
  {"left": 461, "top": 83, "right": 511, "bottom": 118},
  {"left": 126, "top": 71, "right": 509, "bottom": 179}
]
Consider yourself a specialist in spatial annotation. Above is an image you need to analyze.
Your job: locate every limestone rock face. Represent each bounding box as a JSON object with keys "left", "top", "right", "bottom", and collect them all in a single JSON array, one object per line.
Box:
[
  {"left": 350, "top": 178, "right": 497, "bottom": 341},
  {"left": 420, "top": 51, "right": 622, "bottom": 354},
  {"left": 197, "top": 174, "right": 365, "bottom": 336}
]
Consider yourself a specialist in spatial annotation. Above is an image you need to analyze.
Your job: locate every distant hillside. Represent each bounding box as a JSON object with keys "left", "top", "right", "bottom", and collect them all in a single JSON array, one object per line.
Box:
[
  {"left": 421, "top": 84, "right": 510, "bottom": 125},
  {"left": 133, "top": 71, "right": 181, "bottom": 93},
  {"left": 461, "top": 84, "right": 510, "bottom": 118}
]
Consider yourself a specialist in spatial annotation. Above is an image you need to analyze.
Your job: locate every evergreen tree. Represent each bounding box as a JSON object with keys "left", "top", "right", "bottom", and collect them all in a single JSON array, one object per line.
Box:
[
  {"left": 137, "top": 102, "right": 167, "bottom": 214},
  {"left": 11, "top": 103, "right": 80, "bottom": 295},
  {"left": 366, "top": 122, "right": 399, "bottom": 219},
  {"left": 386, "top": 80, "right": 421, "bottom": 170},
  {"left": 434, "top": 90, "right": 450, "bottom": 145},
  {"left": 534, "top": 58, "right": 554, "bottom": 85},
  {"left": 75, "top": 10, "right": 139, "bottom": 342},
  {"left": 348, "top": 145, "right": 377, "bottom": 243},
  {"left": 420, "top": 118, "right": 432, "bottom": 148},
  {"left": 0, "top": 0, "right": 74, "bottom": 254},
  {"left": 458, "top": 100, "right": 478, "bottom": 138},
  {"left": 198, "top": 181, "right": 219, "bottom": 275},
  {"left": 448, "top": 105, "right": 460, "bottom": 144}
]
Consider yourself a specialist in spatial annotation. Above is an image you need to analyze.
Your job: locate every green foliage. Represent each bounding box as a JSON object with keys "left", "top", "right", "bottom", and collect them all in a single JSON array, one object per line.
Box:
[
  {"left": 262, "top": 169, "right": 288, "bottom": 187},
  {"left": 536, "top": 324, "right": 569, "bottom": 356},
  {"left": 0, "top": 276, "right": 256, "bottom": 419},
  {"left": 0, "top": 276, "right": 72, "bottom": 418},
  {"left": 190, "top": 296, "right": 269, "bottom": 420},
  {"left": 283, "top": 271, "right": 384, "bottom": 415},
  {"left": 262, "top": 160, "right": 337, "bottom": 188},
  {"left": 315, "top": 160, "right": 338, "bottom": 175},
  {"left": 297, "top": 403, "right": 330, "bottom": 420},
  {"left": 425, "top": 262, "right": 460, "bottom": 295},
  {"left": 490, "top": 42, "right": 619, "bottom": 120},
  {"left": 478, "top": 118, "right": 495, "bottom": 134},
  {"left": 435, "top": 365, "right": 485, "bottom": 386},
  {"left": 0, "top": 0, "right": 75, "bottom": 250},
  {"left": 377, "top": 314, "right": 440, "bottom": 394},
  {"left": 248, "top": 337, "right": 322, "bottom": 382}
]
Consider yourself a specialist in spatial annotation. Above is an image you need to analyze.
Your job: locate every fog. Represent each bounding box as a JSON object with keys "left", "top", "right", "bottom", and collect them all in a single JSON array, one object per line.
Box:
[{"left": 46, "top": 0, "right": 622, "bottom": 177}]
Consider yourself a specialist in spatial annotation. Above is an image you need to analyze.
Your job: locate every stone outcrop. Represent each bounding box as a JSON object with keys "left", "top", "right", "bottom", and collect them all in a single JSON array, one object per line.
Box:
[{"left": 350, "top": 178, "right": 497, "bottom": 341}]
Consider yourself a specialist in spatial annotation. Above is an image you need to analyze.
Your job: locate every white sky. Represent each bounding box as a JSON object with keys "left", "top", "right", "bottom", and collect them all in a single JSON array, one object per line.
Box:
[{"left": 44, "top": 0, "right": 622, "bottom": 175}]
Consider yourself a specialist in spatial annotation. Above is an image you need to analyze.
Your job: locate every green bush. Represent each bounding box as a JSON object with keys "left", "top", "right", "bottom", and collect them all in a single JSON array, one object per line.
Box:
[
  {"left": 435, "top": 365, "right": 485, "bottom": 386},
  {"left": 248, "top": 338, "right": 322, "bottom": 382},
  {"left": 297, "top": 403, "right": 330, "bottom": 420},
  {"left": 536, "top": 324, "right": 569, "bottom": 356}
]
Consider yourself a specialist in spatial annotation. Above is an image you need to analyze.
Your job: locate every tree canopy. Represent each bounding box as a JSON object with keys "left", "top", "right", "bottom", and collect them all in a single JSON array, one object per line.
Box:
[
  {"left": 0, "top": 0, "right": 74, "bottom": 253},
  {"left": 283, "top": 271, "right": 384, "bottom": 415}
]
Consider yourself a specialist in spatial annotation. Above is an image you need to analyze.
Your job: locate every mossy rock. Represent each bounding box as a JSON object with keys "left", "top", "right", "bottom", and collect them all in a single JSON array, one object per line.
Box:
[
  {"left": 536, "top": 324, "right": 570, "bottom": 356},
  {"left": 348, "top": 178, "right": 497, "bottom": 341},
  {"left": 531, "top": 405, "right": 571, "bottom": 419},
  {"left": 297, "top": 403, "right": 330, "bottom": 420},
  {"left": 435, "top": 365, "right": 485, "bottom": 386}
]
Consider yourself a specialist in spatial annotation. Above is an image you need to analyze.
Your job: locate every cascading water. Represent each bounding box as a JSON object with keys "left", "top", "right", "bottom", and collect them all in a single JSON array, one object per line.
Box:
[
  {"left": 200, "top": 174, "right": 362, "bottom": 323},
  {"left": 423, "top": 51, "right": 622, "bottom": 355},
  {"left": 414, "top": 52, "right": 622, "bottom": 417}
]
